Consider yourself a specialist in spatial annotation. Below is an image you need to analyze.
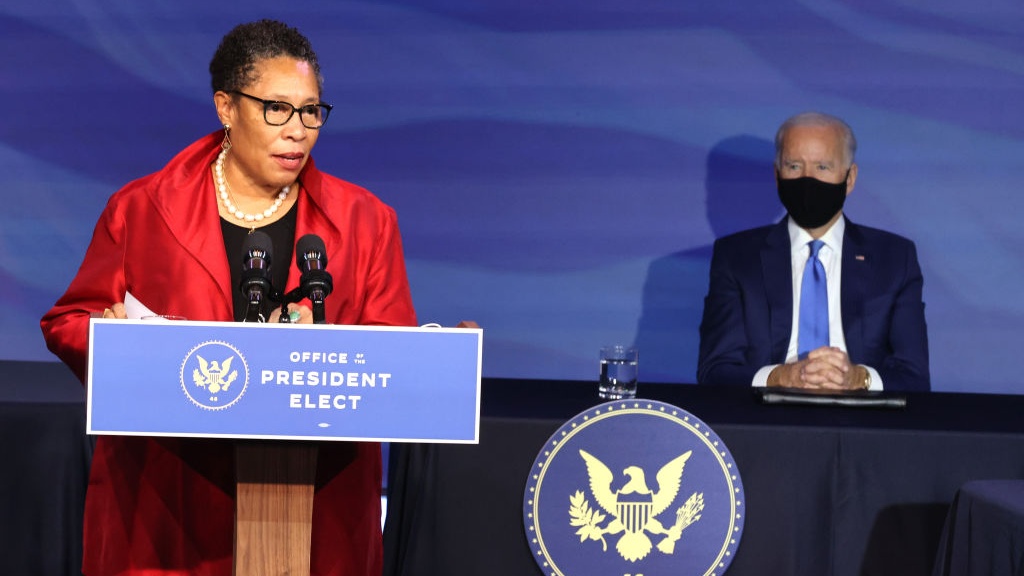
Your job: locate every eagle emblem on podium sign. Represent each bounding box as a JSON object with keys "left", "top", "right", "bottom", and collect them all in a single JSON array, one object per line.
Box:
[
  {"left": 571, "top": 449, "right": 704, "bottom": 561},
  {"left": 179, "top": 341, "right": 249, "bottom": 410},
  {"left": 192, "top": 355, "right": 238, "bottom": 395}
]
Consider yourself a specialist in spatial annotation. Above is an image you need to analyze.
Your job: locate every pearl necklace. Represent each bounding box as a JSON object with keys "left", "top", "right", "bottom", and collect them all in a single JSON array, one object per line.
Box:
[{"left": 214, "top": 149, "right": 291, "bottom": 224}]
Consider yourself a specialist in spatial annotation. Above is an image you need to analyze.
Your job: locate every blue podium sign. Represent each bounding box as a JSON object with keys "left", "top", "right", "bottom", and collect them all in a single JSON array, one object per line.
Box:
[{"left": 87, "top": 320, "right": 482, "bottom": 443}]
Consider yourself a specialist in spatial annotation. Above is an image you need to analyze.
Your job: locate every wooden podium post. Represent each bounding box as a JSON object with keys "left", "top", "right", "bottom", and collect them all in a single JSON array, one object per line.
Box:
[{"left": 234, "top": 442, "right": 318, "bottom": 576}]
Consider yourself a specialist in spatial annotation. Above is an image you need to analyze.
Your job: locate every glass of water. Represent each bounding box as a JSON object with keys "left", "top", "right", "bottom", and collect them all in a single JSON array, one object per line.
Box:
[{"left": 598, "top": 345, "right": 639, "bottom": 400}]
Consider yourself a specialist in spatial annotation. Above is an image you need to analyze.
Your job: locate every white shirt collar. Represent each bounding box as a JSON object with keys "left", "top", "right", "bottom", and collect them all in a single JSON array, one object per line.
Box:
[{"left": 787, "top": 214, "right": 845, "bottom": 255}]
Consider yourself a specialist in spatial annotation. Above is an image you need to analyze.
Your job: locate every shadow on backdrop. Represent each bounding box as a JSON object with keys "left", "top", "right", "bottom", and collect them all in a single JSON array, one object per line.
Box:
[{"left": 634, "top": 135, "right": 780, "bottom": 383}]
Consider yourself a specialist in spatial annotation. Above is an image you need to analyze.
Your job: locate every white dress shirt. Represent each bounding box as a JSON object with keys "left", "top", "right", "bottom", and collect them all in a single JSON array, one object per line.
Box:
[{"left": 752, "top": 216, "right": 883, "bottom": 390}]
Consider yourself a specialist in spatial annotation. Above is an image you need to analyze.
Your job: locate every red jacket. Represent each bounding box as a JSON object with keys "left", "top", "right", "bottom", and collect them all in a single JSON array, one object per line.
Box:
[{"left": 41, "top": 133, "right": 417, "bottom": 576}]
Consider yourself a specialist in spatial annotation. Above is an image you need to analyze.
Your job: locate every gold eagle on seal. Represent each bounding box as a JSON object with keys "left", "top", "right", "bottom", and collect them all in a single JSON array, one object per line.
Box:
[
  {"left": 570, "top": 449, "right": 704, "bottom": 562},
  {"left": 192, "top": 355, "right": 238, "bottom": 395}
]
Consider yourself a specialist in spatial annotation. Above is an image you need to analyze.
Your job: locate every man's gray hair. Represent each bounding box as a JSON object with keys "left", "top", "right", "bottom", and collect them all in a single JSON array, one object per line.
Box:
[{"left": 774, "top": 112, "right": 857, "bottom": 169}]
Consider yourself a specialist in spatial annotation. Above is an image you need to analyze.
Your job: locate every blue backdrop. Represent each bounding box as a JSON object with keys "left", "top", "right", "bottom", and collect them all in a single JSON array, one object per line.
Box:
[{"left": 2, "top": 1, "right": 1022, "bottom": 393}]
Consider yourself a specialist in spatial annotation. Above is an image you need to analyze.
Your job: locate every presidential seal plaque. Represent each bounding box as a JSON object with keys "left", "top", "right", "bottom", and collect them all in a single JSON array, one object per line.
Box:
[
  {"left": 523, "top": 400, "right": 744, "bottom": 576},
  {"left": 180, "top": 340, "right": 250, "bottom": 410}
]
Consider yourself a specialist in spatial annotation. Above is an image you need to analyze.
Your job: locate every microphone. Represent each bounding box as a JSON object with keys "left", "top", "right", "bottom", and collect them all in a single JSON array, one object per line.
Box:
[
  {"left": 295, "top": 234, "right": 333, "bottom": 324},
  {"left": 239, "top": 231, "right": 273, "bottom": 322}
]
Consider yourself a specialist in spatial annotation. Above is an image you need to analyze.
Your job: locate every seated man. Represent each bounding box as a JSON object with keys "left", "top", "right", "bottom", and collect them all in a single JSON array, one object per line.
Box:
[{"left": 697, "top": 112, "right": 929, "bottom": 392}]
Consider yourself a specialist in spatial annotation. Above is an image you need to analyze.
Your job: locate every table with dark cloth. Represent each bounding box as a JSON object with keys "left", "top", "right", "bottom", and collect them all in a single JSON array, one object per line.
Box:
[
  {"left": 383, "top": 379, "right": 1024, "bottom": 576},
  {"left": 6, "top": 360, "right": 1024, "bottom": 576},
  {"left": 0, "top": 360, "right": 92, "bottom": 576},
  {"left": 932, "top": 479, "right": 1024, "bottom": 576}
]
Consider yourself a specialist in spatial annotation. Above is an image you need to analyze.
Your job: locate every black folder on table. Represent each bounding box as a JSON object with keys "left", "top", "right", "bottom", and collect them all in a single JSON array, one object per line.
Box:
[{"left": 755, "top": 387, "right": 907, "bottom": 409}]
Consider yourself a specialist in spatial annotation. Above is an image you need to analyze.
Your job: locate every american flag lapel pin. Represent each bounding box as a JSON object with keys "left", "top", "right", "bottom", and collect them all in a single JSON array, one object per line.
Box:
[{"left": 855, "top": 254, "right": 866, "bottom": 261}]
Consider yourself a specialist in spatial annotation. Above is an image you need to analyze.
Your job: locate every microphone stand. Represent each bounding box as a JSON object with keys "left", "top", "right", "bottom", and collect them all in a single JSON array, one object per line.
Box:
[
  {"left": 309, "top": 292, "right": 326, "bottom": 325},
  {"left": 243, "top": 290, "right": 266, "bottom": 323},
  {"left": 300, "top": 271, "right": 332, "bottom": 325},
  {"left": 275, "top": 278, "right": 331, "bottom": 324}
]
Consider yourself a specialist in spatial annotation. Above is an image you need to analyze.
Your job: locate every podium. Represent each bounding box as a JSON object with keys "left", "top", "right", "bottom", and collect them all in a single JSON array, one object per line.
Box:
[{"left": 87, "top": 319, "right": 482, "bottom": 575}]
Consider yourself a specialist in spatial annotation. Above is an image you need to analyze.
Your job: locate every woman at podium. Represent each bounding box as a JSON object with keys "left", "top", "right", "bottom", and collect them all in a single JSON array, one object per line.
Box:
[{"left": 40, "top": 19, "right": 416, "bottom": 576}]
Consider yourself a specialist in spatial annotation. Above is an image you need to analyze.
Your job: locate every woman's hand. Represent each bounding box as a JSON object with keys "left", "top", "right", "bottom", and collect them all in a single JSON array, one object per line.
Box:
[
  {"left": 268, "top": 304, "right": 313, "bottom": 324},
  {"left": 102, "top": 303, "right": 128, "bottom": 319}
]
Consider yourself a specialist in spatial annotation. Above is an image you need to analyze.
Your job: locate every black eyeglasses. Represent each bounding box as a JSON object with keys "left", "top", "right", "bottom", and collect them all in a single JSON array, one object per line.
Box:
[{"left": 230, "top": 90, "right": 333, "bottom": 129}]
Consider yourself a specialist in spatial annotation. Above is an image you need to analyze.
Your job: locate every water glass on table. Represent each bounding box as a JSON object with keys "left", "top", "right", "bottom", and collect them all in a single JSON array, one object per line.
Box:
[{"left": 598, "top": 345, "right": 638, "bottom": 400}]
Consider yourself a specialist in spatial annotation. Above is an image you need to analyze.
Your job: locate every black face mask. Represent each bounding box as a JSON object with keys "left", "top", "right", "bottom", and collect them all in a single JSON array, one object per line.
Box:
[{"left": 776, "top": 172, "right": 848, "bottom": 229}]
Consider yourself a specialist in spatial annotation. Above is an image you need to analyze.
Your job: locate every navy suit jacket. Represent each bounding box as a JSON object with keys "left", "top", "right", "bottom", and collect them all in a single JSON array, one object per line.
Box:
[{"left": 697, "top": 218, "right": 930, "bottom": 392}]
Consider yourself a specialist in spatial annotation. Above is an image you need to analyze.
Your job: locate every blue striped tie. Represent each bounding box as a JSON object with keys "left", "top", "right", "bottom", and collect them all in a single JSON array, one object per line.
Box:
[{"left": 798, "top": 239, "right": 828, "bottom": 358}]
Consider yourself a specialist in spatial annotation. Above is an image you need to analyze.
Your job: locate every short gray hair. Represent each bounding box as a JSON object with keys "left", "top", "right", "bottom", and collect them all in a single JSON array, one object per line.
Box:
[{"left": 774, "top": 112, "right": 857, "bottom": 169}]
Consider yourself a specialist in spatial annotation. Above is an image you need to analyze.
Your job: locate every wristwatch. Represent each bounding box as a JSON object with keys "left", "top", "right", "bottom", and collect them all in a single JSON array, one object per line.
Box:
[{"left": 859, "top": 366, "right": 872, "bottom": 390}]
